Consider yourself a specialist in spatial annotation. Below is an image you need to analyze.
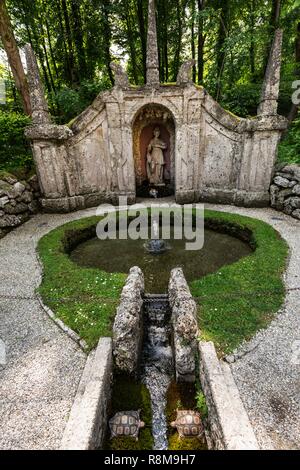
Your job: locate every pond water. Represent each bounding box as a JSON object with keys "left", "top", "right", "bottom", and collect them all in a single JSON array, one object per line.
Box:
[{"left": 70, "top": 228, "right": 251, "bottom": 293}]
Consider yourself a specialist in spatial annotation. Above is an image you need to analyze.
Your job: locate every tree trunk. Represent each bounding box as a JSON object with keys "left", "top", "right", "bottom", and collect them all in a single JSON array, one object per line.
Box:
[
  {"left": 45, "top": 18, "right": 59, "bottom": 81},
  {"left": 215, "top": 0, "right": 229, "bottom": 99},
  {"left": 61, "top": 0, "right": 78, "bottom": 84},
  {"left": 124, "top": 0, "right": 139, "bottom": 85},
  {"left": 70, "top": 0, "right": 87, "bottom": 79},
  {"left": 287, "top": 21, "right": 300, "bottom": 123},
  {"left": 249, "top": 0, "right": 256, "bottom": 78},
  {"left": 197, "top": 0, "right": 205, "bottom": 84},
  {"left": 137, "top": 0, "right": 147, "bottom": 83},
  {"left": 101, "top": 0, "right": 114, "bottom": 85},
  {"left": 56, "top": 0, "right": 72, "bottom": 85},
  {"left": 0, "top": 0, "right": 31, "bottom": 115},
  {"left": 173, "top": 0, "right": 188, "bottom": 81},
  {"left": 191, "top": 0, "right": 196, "bottom": 82}
]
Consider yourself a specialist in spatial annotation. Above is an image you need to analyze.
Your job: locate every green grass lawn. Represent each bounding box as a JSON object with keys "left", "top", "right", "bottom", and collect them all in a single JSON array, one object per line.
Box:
[{"left": 37, "top": 210, "right": 288, "bottom": 353}]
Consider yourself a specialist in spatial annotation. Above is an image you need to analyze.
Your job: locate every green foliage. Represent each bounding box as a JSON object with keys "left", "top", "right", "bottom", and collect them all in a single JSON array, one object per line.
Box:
[
  {"left": 220, "top": 83, "right": 261, "bottom": 117},
  {"left": 105, "top": 374, "right": 153, "bottom": 450},
  {"left": 51, "top": 78, "right": 111, "bottom": 123},
  {"left": 0, "top": 110, "right": 33, "bottom": 174},
  {"left": 196, "top": 391, "right": 208, "bottom": 419},
  {"left": 278, "top": 116, "right": 300, "bottom": 164}
]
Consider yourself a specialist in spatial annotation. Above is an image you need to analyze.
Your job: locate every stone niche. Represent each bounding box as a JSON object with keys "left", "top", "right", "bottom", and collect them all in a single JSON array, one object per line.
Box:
[{"left": 133, "top": 104, "right": 175, "bottom": 193}]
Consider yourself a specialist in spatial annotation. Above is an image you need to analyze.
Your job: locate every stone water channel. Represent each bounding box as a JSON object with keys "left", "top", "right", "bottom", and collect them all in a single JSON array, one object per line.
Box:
[{"left": 141, "top": 294, "right": 173, "bottom": 450}]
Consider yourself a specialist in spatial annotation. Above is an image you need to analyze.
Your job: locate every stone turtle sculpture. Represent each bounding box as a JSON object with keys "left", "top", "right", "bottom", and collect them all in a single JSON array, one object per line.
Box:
[
  {"left": 171, "top": 410, "right": 204, "bottom": 438},
  {"left": 109, "top": 410, "right": 145, "bottom": 440}
]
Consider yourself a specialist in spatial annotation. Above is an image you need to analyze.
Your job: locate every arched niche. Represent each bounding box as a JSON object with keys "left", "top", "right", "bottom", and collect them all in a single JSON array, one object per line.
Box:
[{"left": 132, "top": 104, "right": 175, "bottom": 194}]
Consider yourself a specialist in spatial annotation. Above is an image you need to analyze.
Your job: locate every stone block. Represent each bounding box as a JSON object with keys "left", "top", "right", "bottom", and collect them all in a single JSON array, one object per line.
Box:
[
  {"left": 199, "top": 341, "right": 259, "bottom": 450},
  {"left": 113, "top": 267, "right": 144, "bottom": 375},
  {"left": 0, "top": 196, "right": 9, "bottom": 208},
  {"left": 292, "top": 184, "right": 300, "bottom": 196},
  {"left": 60, "top": 338, "right": 113, "bottom": 450},
  {"left": 4, "top": 202, "right": 28, "bottom": 215},
  {"left": 273, "top": 176, "right": 296, "bottom": 188},
  {"left": 292, "top": 209, "right": 300, "bottom": 220},
  {"left": 0, "top": 213, "right": 29, "bottom": 228}
]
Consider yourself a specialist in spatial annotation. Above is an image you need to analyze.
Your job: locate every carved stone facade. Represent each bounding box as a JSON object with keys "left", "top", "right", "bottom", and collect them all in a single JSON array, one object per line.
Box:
[{"left": 24, "top": 1, "right": 287, "bottom": 212}]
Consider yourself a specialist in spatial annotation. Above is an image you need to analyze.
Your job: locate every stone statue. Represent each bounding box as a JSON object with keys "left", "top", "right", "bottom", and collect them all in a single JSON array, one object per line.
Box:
[
  {"left": 146, "top": 127, "right": 167, "bottom": 185},
  {"left": 176, "top": 59, "right": 196, "bottom": 86},
  {"left": 110, "top": 62, "right": 130, "bottom": 89}
]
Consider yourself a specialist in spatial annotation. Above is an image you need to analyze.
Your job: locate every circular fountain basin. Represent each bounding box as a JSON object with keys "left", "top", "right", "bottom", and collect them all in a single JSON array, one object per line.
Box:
[{"left": 70, "top": 226, "right": 252, "bottom": 293}]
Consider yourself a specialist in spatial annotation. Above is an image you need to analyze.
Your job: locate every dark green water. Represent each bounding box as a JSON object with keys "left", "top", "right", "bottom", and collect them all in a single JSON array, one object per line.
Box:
[{"left": 70, "top": 228, "right": 251, "bottom": 293}]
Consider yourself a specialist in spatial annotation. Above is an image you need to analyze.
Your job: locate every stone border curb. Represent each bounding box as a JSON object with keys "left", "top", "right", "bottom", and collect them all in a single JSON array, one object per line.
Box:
[
  {"left": 36, "top": 293, "right": 88, "bottom": 351},
  {"left": 199, "top": 341, "right": 259, "bottom": 450},
  {"left": 60, "top": 337, "right": 113, "bottom": 450},
  {"left": 36, "top": 254, "right": 88, "bottom": 351}
]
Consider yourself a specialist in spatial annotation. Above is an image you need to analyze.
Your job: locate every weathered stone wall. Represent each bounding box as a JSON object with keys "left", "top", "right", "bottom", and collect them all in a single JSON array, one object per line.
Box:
[
  {"left": 25, "top": 83, "right": 287, "bottom": 212},
  {"left": 0, "top": 174, "right": 40, "bottom": 239},
  {"left": 60, "top": 338, "right": 113, "bottom": 450},
  {"left": 270, "top": 163, "right": 300, "bottom": 220},
  {"left": 199, "top": 341, "right": 259, "bottom": 450},
  {"left": 168, "top": 268, "right": 199, "bottom": 382},
  {"left": 112, "top": 266, "right": 144, "bottom": 375}
]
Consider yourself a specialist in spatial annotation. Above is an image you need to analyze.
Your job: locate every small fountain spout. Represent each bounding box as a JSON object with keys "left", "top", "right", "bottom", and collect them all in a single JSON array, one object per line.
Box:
[{"left": 144, "top": 219, "right": 170, "bottom": 255}]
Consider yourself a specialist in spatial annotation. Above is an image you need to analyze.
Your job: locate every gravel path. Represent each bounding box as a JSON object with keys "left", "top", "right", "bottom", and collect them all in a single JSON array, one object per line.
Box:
[
  {"left": 206, "top": 204, "right": 300, "bottom": 450},
  {"left": 0, "top": 209, "right": 96, "bottom": 450},
  {"left": 0, "top": 203, "right": 299, "bottom": 449}
]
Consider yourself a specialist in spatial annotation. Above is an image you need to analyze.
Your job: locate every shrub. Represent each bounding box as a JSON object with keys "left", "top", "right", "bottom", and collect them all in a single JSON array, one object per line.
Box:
[
  {"left": 278, "top": 115, "right": 300, "bottom": 164},
  {"left": 0, "top": 110, "right": 33, "bottom": 175}
]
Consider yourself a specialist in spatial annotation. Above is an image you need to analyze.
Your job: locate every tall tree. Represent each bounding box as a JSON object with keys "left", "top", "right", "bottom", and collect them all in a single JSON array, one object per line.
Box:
[
  {"left": 0, "top": 0, "right": 31, "bottom": 114},
  {"left": 197, "top": 0, "right": 205, "bottom": 84},
  {"left": 288, "top": 21, "right": 300, "bottom": 123}
]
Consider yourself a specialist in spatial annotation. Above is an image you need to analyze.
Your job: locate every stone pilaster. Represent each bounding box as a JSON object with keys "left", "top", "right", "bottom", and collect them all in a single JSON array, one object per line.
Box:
[
  {"left": 257, "top": 29, "right": 283, "bottom": 116},
  {"left": 146, "top": 0, "right": 160, "bottom": 88},
  {"left": 24, "top": 44, "right": 51, "bottom": 124}
]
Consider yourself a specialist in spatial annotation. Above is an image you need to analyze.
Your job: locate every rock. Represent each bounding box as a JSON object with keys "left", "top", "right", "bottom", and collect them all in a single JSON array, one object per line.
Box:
[
  {"left": 4, "top": 202, "right": 28, "bottom": 215},
  {"left": 275, "top": 172, "right": 296, "bottom": 181},
  {"left": 13, "top": 182, "right": 26, "bottom": 197},
  {"left": 0, "top": 180, "right": 15, "bottom": 198},
  {"left": 169, "top": 268, "right": 199, "bottom": 382},
  {"left": 0, "top": 214, "right": 28, "bottom": 228},
  {"left": 28, "top": 200, "right": 39, "bottom": 214},
  {"left": 292, "top": 209, "right": 300, "bottom": 220},
  {"left": 0, "top": 196, "right": 9, "bottom": 208},
  {"left": 292, "top": 184, "right": 300, "bottom": 196},
  {"left": 19, "top": 190, "right": 33, "bottom": 203},
  {"left": 2, "top": 175, "right": 17, "bottom": 185},
  {"left": 0, "top": 210, "right": 4, "bottom": 217},
  {"left": 281, "top": 165, "right": 300, "bottom": 182},
  {"left": 113, "top": 267, "right": 144, "bottom": 375},
  {"left": 273, "top": 176, "right": 295, "bottom": 188},
  {"left": 28, "top": 175, "right": 40, "bottom": 192},
  {"left": 284, "top": 197, "right": 300, "bottom": 210}
]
